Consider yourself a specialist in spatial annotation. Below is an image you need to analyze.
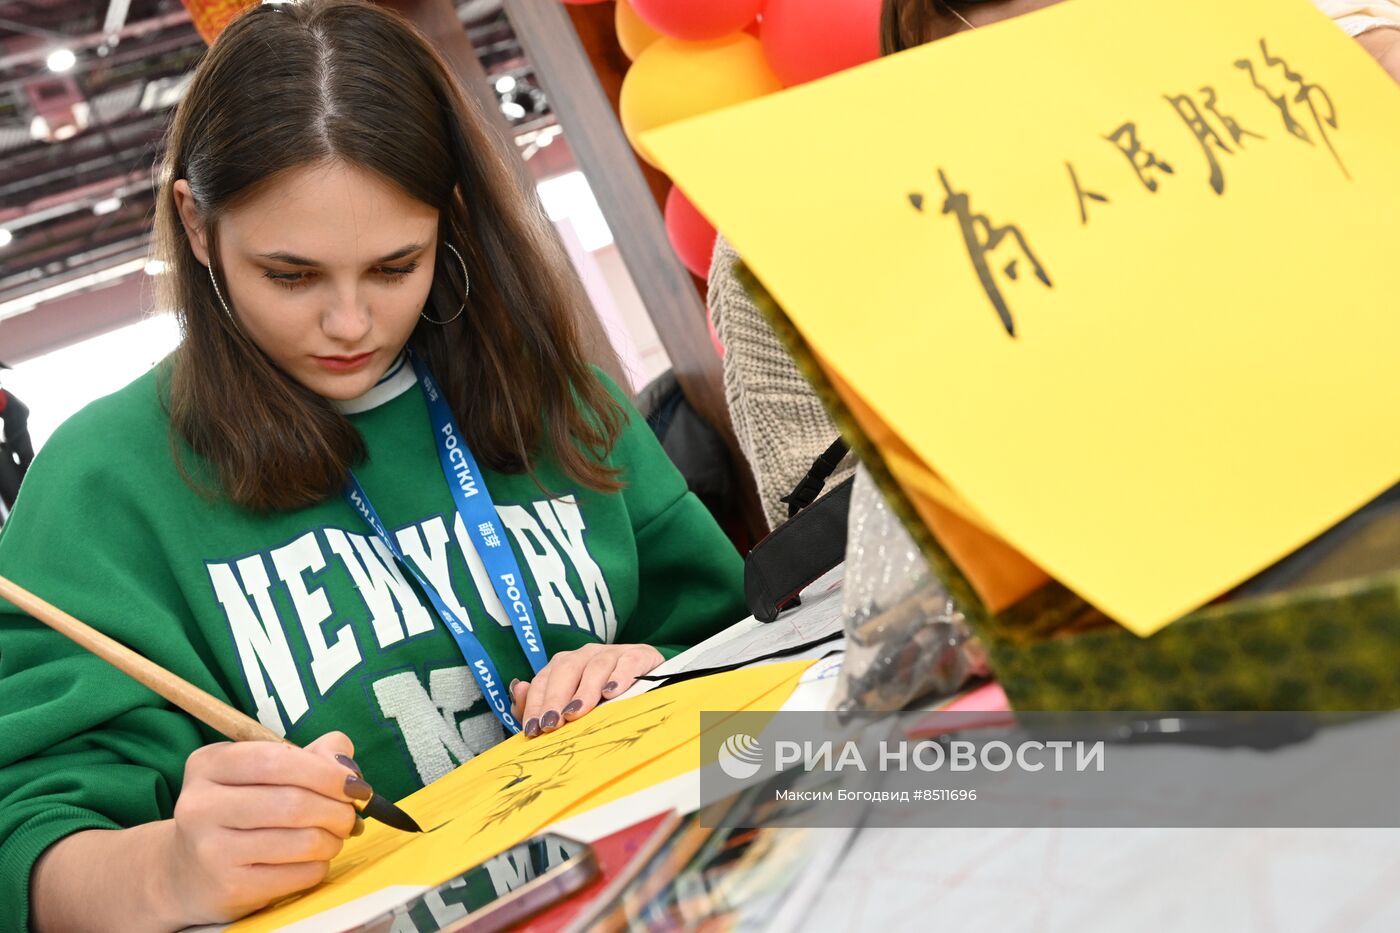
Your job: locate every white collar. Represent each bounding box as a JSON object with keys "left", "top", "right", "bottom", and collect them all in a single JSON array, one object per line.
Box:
[{"left": 331, "top": 352, "right": 416, "bottom": 415}]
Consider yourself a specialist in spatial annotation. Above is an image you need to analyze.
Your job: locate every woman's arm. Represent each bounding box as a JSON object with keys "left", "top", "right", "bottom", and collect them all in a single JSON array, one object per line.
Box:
[{"left": 31, "top": 823, "right": 184, "bottom": 933}]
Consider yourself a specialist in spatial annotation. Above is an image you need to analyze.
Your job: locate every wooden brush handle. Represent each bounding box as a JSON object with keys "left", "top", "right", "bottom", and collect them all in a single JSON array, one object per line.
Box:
[{"left": 0, "top": 574, "right": 284, "bottom": 745}]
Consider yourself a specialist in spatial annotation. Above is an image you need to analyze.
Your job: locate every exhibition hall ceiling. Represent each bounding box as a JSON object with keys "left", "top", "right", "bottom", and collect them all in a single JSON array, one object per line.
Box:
[{"left": 0, "top": 0, "right": 554, "bottom": 315}]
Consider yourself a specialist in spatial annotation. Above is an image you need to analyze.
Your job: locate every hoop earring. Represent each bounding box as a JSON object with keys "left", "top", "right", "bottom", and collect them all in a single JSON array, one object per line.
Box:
[
  {"left": 208, "top": 260, "right": 235, "bottom": 319},
  {"left": 421, "top": 243, "right": 470, "bottom": 325}
]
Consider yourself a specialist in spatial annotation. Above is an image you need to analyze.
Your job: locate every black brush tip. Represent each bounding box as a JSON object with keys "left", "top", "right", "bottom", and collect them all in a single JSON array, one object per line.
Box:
[{"left": 361, "top": 792, "right": 423, "bottom": 833}]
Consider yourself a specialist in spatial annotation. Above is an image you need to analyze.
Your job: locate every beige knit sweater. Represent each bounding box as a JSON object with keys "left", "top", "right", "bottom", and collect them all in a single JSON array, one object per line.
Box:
[{"left": 708, "top": 234, "right": 854, "bottom": 531}]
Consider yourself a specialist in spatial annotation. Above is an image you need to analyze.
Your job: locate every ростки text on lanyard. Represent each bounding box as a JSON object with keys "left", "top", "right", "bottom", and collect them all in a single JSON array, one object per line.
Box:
[{"left": 343, "top": 353, "right": 547, "bottom": 735}]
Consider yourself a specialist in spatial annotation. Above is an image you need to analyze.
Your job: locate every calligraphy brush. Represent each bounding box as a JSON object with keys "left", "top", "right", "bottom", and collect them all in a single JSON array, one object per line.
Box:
[{"left": 0, "top": 574, "right": 422, "bottom": 834}]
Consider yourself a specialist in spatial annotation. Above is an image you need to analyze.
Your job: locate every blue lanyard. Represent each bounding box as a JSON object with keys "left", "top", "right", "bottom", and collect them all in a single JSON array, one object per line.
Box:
[{"left": 342, "top": 353, "right": 548, "bottom": 734}]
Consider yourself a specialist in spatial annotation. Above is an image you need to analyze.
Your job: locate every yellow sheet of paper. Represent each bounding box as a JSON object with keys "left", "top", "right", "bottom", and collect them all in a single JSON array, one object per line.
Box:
[
  {"left": 823, "top": 358, "right": 1050, "bottom": 611},
  {"left": 646, "top": 0, "right": 1400, "bottom": 635},
  {"left": 229, "top": 662, "right": 809, "bottom": 931},
  {"left": 552, "top": 664, "right": 801, "bottom": 820}
]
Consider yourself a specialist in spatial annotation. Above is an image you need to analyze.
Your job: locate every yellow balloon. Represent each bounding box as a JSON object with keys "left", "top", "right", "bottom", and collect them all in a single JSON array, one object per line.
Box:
[
  {"left": 620, "top": 33, "right": 783, "bottom": 166},
  {"left": 616, "top": 0, "right": 663, "bottom": 62}
]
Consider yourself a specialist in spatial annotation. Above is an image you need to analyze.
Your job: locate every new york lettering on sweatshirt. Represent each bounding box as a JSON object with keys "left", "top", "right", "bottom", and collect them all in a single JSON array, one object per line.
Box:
[{"left": 0, "top": 358, "right": 745, "bottom": 925}]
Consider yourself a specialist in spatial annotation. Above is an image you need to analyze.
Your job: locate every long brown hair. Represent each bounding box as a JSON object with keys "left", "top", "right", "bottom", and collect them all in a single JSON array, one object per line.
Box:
[{"left": 153, "top": 0, "right": 624, "bottom": 511}]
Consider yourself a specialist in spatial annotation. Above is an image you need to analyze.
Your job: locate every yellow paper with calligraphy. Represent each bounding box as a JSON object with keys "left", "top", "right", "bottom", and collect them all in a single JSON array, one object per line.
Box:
[
  {"left": 646, "top": 0, "right": 1400, "bottom": 635},
  {"left": 228, "top": 662, "right": 808, "bottom": 931}
]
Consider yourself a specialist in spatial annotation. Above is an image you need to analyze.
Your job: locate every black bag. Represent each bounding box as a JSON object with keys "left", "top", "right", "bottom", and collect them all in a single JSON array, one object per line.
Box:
[{"left": 744, "top": 438, "right": 851, "bottom": 622}]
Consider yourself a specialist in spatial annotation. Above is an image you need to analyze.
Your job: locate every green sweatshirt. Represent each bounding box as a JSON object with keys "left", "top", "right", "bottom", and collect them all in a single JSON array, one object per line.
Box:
[{"left": 0, "top": 359, "right": 745, "bottom": 931}]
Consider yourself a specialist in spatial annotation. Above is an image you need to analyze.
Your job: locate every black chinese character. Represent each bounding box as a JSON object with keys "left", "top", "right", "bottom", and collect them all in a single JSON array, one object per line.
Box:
[
  {"left": 1164, "top": 93, "right": 1233, "bottom": 194},
  {"left": 911, "top": 170, "right": 1053, "bottom": 339},
  {"left": 1067, "top": 162, "right": 1110, "bottom": 225},
  {"left": 1200, "top": 85, "right": 1264, "bottom": 147},
  {"left": 1105, "top": 122, "right": 1176, "bottom": 192},
  {"left": 1235, "top": 38, "right": 1347, "bottom": 178}
]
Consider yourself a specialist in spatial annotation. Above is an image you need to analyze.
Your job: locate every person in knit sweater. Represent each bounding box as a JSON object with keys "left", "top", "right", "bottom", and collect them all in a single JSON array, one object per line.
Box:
[{"left": 708, "top": 235, "right": 854, "bottom": 531}]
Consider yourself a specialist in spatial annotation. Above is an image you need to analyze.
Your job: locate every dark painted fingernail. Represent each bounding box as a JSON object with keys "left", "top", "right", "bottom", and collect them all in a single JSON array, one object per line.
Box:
[
  {"left": 603, "top": 681, "right": 618, "bottom": 694},
  {"left": 541, "top": 710, "right": 560, "bottom": 731},
  {"left": 524, "top": 718, "right": 541, "bottom": 738},
  {"left": 351, "top": 816, "right": 365, "bottom": 837},
  {"left": 345, "top": 774, "right": 374, "bottom": 801},
  {"left": 563, "top": 699, "right": 583, "bottom": 715},
  {"left": 335, "top": 754, "right": 363, "bottom": 777}
]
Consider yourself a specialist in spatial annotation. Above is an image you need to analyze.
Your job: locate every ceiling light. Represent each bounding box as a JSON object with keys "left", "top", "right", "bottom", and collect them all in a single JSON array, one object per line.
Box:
[
  {"left": 28, "top": 103, "right": 91, "bottom": 144},
  {"left": 140, "top": 74, "right": 193, "bottom": 112},
  {"left": 501, "top": 101, "right": 526, "bottom": 120},
  {"left": 144, "top": 259, "right": 167, "bottom": 276},
  {"left": 536, "top": 131, "right": 554, "bottom": 148},
  {"left": 46, "top": 48, "right": 77, "bottom": 73},
  {"left": 92, "top": 197, "right": 123, "bottom": 216},
  {"left": 495, "top": 75, "right": 517, "bottom": 94},
  {"left": 0, "top": 229, "right": 12, "bottom": 248},
  {"left": 103, "top": 0, "right": 132, "bottom": 35}
]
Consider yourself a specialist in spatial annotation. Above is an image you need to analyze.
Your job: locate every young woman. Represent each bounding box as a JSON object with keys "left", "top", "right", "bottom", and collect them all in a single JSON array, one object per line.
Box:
[{"left": 0, "top": 1, "right": 745, "bottom": 928}]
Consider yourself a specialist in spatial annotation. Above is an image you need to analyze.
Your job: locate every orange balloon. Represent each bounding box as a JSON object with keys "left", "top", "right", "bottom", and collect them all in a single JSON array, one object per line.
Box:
[
  {"left": 616, "top": 0, "right": 663, "bottom": 61},
  {"left": 620, "top": 33, "right": 783, "bottom": 166}
]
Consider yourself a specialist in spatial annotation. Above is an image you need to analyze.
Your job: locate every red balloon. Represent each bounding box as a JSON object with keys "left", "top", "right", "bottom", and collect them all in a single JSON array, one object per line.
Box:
[
  {"left": 761, "top": 0, "right": 884, "bottom": 87},
  {"left": 560, "top": 1, "right": 609, "bottom": 5},
  {"left": 632, "top": 0, "right": 766, "bottom": 42},
  {"left": 664, "top": 186, "right": 717, "bottom": 278}
]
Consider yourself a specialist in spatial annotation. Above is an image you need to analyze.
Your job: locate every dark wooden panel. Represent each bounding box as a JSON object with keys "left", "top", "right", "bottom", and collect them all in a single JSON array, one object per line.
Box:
[
  {"left": 502, "top": 1, "right": 725, "bottom": 420},
  {"left": 563, "top": 2, "right": 713, "bottom": 303},
  {"left": 503, "top": 0, "right": 767, "bottom": 543},
  {"left": 561, "top": 2, "right": 672, "bottom": 221}
]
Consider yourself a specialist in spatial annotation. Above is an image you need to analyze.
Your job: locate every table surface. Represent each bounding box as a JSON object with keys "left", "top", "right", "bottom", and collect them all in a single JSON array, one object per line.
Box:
[{"left": 567, "top": 567, "right": 1400, "bottom": 933}]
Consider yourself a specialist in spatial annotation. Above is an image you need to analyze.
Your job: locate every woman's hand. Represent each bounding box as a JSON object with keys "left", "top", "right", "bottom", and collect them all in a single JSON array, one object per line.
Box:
[
  {"left": 159, "top": 731, "right": 367, "bottom": 923},
  {"left": 31, "top": 732, "right": 369, "bottom": 932},
  {"left": 510, "top": 643, "right": 664, "bottom": 738}
]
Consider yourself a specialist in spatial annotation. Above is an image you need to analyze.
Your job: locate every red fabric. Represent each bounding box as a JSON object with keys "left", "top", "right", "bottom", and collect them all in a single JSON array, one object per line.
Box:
[{"left": 0, "top": 389, "right": 9, "bottom": 415}]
